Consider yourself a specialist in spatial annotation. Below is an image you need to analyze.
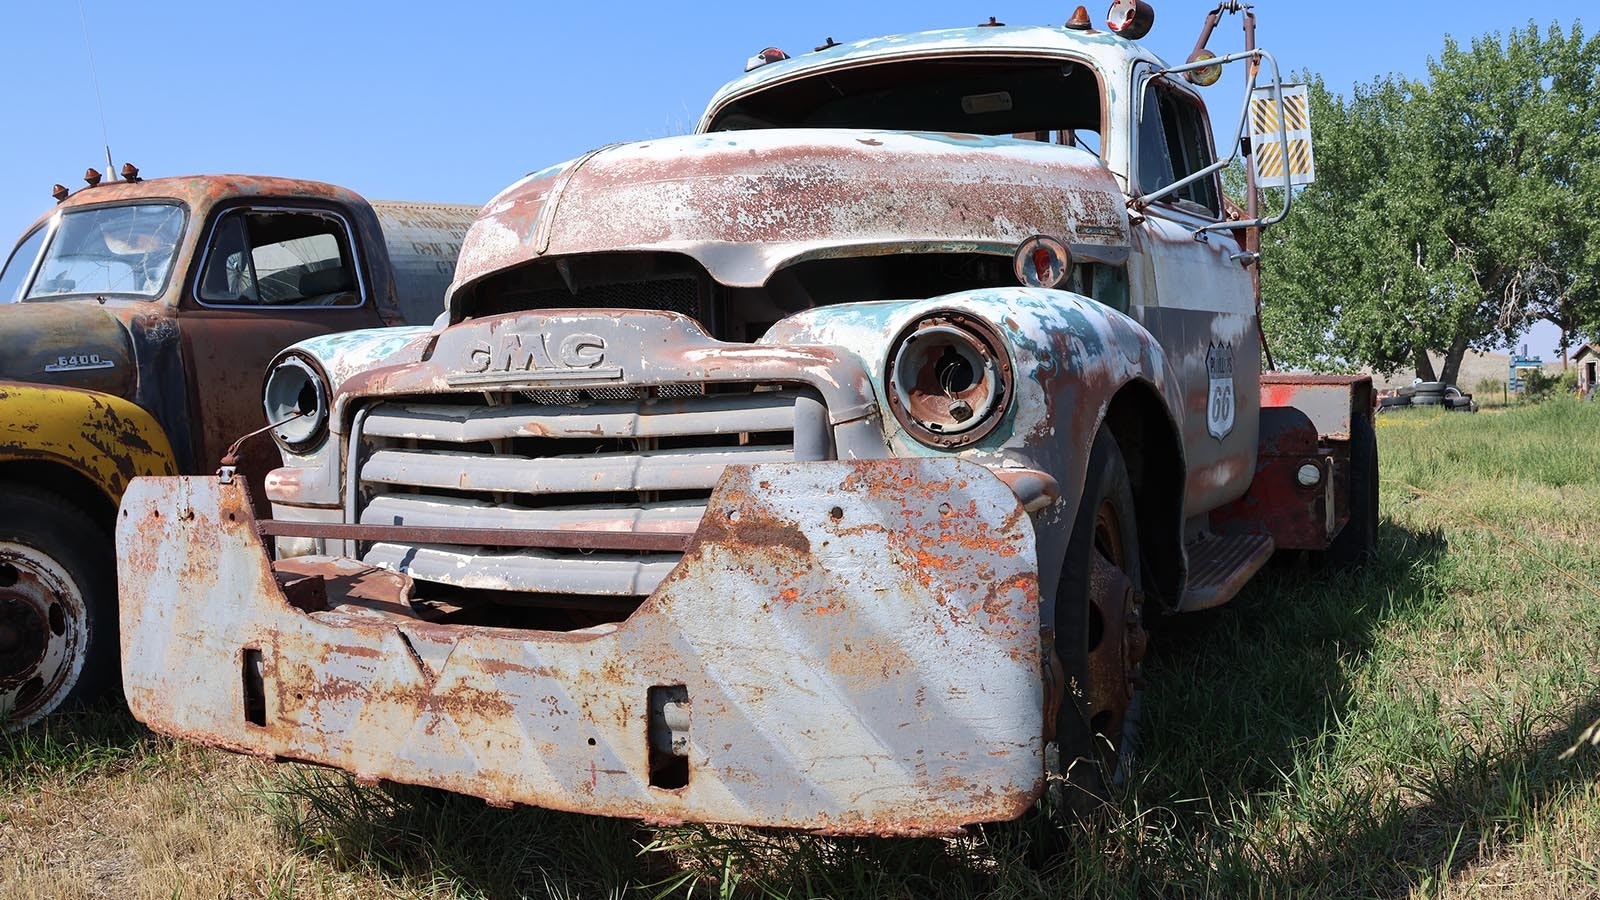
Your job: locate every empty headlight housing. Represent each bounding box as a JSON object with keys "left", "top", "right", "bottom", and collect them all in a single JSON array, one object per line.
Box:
[
  {"left": 262, "top": 352, "right": 330, "bottom": 452},
  {"left": 885, "top": 311, "right": 1013, "bottom": 448}
]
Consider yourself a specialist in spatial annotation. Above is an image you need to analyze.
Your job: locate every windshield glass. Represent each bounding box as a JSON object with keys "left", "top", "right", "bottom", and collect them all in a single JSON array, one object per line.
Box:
[
  {"left": 0, "top": 225, "right": 47, "bottom": 304},
  {"left": 708, "top": 55, "right": 1103, "bottom": 147},
  {"left": 25, "top": 203, "right": 185, "bottom": 300}
]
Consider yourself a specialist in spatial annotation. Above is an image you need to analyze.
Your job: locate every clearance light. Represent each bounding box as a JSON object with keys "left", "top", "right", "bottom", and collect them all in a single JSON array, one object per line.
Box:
[
  {"left": 1106, "top": 0, "right": 1155, "bottom": 40},
  {"left": 83, "top": 168, "right": 102, "bottom": 187},
  {"left": 1066, "top": 6, "right": 1093, "bottom": 30},
  {"left": 1013, "top": 234, "right": 1073, "bottom": 290},
  {"left": 744, "top": 47, "right": 789, "bottom": 72},
  {"left": 1184, "top": 49, "right": 1222, "bottom": 86},
  {"left": 51, "top": 184, "right": 68, "bottom": 203}
]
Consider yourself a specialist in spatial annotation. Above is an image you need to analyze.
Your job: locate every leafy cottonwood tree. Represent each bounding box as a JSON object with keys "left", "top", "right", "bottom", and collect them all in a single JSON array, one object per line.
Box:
[{"left": 1258, "top": 22, "right": 1600, "bottom": 382}]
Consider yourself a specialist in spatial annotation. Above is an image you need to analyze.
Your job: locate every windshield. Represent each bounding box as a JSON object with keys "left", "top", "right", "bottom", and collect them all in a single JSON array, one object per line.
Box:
[
  {"left": 24, "top": 203, "right": 186, "bottom": 301},
  {"left": 708, "top": 55, "right": 1104, "bottom": 150}
]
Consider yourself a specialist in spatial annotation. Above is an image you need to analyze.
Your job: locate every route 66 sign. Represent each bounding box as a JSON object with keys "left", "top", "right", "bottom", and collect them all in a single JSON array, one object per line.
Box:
[{"left": 1206, "top": 342, "right": 1235, "bottom": 440}]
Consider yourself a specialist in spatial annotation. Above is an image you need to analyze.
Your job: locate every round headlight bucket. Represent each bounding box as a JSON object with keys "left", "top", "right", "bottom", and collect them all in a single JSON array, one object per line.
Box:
[
  {"left": 886, "top": 312, "right": 1013, "bottom": 447},
  {"left": 262, "top": 353, "right": 329, "bottom": 452}
]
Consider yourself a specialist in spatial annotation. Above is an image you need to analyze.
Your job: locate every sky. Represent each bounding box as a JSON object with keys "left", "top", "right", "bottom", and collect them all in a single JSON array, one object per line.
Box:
[{"left": 0, "top": 0, "right": 1585, "bottom": 359}]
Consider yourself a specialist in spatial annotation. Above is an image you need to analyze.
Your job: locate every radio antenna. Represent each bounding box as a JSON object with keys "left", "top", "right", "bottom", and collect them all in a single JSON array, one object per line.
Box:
[{"left": 75, "top": 0, "right": 115, "bottom": 176}]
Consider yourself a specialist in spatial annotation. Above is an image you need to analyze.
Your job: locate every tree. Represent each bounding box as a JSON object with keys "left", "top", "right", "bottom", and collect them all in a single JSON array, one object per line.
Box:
[{"left": 1258, "top": 22, "right": 1600, "bottom": 384}]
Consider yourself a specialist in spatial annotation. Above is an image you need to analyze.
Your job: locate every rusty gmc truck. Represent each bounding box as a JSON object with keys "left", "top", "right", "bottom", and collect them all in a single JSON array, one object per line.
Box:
[
  {"left": 0, "top": 168, "right": 477, "bottom": 729},
  {"left": 115, "top": 1, "right": 1377, "bottom": 834}
]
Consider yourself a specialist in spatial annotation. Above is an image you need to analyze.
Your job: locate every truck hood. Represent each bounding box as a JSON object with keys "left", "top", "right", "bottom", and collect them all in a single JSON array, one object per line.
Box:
[
  {"left": 448, "top": 129, "right": 1131, "bottom": 314},
  {"left": 0, "top": 301, "right": 137, "bottom": 397}
]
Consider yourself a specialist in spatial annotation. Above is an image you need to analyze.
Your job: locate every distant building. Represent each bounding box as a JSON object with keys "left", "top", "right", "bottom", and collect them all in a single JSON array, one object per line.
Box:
[{"left": 1575, "top": 344, "right": 1600, "bottom": 396}]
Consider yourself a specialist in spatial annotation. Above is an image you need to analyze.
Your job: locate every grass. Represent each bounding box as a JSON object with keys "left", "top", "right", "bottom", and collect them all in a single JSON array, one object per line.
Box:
[{"left": 4, "top": 399, "right": 1600, "bottom": 897}]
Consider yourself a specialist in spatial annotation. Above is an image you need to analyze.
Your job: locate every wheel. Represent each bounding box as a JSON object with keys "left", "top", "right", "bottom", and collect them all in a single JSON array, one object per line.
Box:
[
  {"left": 1326, "top": 411, "right": 1378, "bottom": 567},
  {"left": 1049, "top": 427, "right": 1146, "bottom": 817},
  {"left": 0, "top": 486, "right": 116, "bottom": 731}
]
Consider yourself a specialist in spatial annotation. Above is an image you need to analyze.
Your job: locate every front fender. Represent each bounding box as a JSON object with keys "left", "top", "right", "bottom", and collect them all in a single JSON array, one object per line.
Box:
[
  {"left": 266, "top": 325, "right": 434, "bottom": 508},
  {"left": 0, "top": 381, "right": 177, "bottom": 501},
  {"left": 763, "top": 288, "right": 1185, "bottom": 608},
  {"left": 278, "top": 325, "right": 434, "bottom": 397}
]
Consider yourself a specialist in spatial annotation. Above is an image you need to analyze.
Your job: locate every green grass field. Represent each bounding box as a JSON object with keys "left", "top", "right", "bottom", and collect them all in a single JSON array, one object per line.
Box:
[{"left": 4, "top": 400, "right": 1599, "bottom": 898}]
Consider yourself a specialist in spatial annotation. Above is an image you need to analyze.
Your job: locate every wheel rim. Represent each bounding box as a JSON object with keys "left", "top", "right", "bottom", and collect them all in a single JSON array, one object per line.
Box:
[
  {"left": 0, "top": 543, "right": 87, "bottom": 729},
  {"left": 1081, "top": 499, "right": 1146, "bottom": 775}
]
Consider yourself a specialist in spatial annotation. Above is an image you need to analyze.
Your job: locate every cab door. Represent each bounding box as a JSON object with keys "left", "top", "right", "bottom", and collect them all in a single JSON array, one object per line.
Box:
[
  {"left": 178, "top": 204, "right": 382, "bottom": 496},
  {"left": 1125, "top": 72, "right": 1260, "bottom": 516}
]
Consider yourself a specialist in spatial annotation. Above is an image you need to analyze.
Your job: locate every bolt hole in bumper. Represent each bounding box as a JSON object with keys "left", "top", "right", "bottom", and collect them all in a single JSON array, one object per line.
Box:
[{"left": 117, "top": 458, "right": 1045, "bottom": 836}]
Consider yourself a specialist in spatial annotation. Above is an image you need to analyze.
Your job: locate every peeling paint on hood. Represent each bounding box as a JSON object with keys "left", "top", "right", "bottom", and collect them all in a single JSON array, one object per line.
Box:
[{"left": 448, "top": 129, "right": 1130, "bottom": 315}]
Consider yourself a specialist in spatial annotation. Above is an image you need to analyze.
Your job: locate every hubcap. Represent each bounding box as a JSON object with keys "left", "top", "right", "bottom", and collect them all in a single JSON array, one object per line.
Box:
[
  {"left": 0, "top": 594, "right": 50, "bottom": 681},
  {"left": 0, "top": 548, "right": 86, "bottom": 728}
]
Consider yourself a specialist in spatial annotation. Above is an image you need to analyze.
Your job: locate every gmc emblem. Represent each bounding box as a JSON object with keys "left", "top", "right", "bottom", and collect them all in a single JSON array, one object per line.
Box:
[{"left": 448, "top": 332, "right": 624, "bottom": 385}]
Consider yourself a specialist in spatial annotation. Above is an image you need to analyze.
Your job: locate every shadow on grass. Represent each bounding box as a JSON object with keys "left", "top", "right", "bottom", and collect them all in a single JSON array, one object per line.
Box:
[
  {"left": 0, "top": 701, "right": 156, "bottom": 788},
  {"left": 1138, "top": 521, "right": 1454, "bottom": 811},
  {"left": 256, "top": 766, "right": 1057, "bottom": 899},
  {"left": 1304, "top": 693, "right": 1600, "bottom": 898},
  {"left": 1131, "top": 520, "right": 1600, "bottom": 896}
]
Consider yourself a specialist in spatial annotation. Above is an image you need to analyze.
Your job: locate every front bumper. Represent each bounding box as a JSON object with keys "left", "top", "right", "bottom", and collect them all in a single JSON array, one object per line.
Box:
[{"left": 117, "top": 458, "right": 1043, "bottom": 836}]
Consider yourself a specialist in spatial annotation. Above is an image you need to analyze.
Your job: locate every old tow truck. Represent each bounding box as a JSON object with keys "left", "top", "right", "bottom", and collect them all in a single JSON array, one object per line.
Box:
[
  {"left": 0, "top": 167, "right": 477, "bottom": 729},
  {"left": 116, "top": 3, "right": 1376, "bottom": 834}
]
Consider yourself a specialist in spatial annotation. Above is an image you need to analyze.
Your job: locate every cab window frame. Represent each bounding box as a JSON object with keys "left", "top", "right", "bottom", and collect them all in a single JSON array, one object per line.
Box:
[
  {"left": 189, "top": 203, "right": 369, "bottom": 311},
  {"left": 1132, "top": 66, "right": 1225, "bottom": 221}
]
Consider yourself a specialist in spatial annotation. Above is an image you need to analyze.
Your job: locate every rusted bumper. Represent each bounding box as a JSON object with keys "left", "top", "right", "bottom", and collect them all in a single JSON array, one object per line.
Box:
[{"left": 117, "top": 459, "right": 1043, "bottom": 835}]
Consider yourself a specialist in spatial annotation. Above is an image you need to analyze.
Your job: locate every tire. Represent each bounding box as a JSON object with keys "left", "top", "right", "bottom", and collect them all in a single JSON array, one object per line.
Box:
[
  {"left": 1049, "top": 428, "right": 1146, "bottom": 818},
  {"left": 0, "top": 486, "right": 116, "bottom": 731},
  {"left": 1326, "top": 411, "right": 1378, "bottom": 567}
]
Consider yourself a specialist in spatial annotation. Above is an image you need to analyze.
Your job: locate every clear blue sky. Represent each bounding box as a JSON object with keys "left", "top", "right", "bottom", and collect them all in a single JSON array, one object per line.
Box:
[{"left": 0, "top": 1, "right": 1584, "bottom": 357}]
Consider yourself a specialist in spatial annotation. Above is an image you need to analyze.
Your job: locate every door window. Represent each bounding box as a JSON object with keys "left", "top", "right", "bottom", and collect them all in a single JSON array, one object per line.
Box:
[
  {"left": 197, "top": 208, "right": 362, "bottom": 308},
  {"left": 1137, "top": 79, "right": 1221, "bottom": 217}
]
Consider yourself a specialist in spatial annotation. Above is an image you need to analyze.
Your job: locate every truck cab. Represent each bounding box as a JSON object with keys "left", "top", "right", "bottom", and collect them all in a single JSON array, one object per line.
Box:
[
  {"left": 115, "top": 4, "right": 1374, "bottom": 834},
  {"left": 0, "top": 170, "right": 477, "bottom": 729}
]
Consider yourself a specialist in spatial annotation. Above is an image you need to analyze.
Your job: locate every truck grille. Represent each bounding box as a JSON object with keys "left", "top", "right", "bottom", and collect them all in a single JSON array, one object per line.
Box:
[{"left": 349, "top": 386, "right": 832, "bottom": 603}]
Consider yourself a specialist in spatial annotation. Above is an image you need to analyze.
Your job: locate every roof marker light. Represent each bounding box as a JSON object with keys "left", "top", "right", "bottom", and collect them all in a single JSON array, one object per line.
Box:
[
  {"left": 1184, "top": 49, "right": 1223, "bottom": 86},
  {"left": 83, "top": 168, "right": 102, "bottom": 187},
  {"left": 744, "top": 47, "right": 790, "bottom": 72},
  {"left": 979, "top": 16, "right": 1005, "bottom": 27},
  {"left": 1106, "top": 0, "right": 1155, "bottom": 40},
  {"left": 51, "top": 184, "right": 68, "bottom": 203},
  {"left": 815, "top": 37, "right": 839, "bottom": 52},
  {"left": 1066, "top": 6, "right": 1093, "bottom": 30}
]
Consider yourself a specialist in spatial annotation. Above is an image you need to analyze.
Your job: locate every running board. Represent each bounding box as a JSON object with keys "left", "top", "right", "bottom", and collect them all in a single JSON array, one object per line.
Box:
[{"left": 1179, "top": 533, "right": 1276, "bottom": 612}]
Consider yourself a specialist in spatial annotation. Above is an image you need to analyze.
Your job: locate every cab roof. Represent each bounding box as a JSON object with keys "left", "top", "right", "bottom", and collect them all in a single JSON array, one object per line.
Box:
[
  {"left": 700, "top": 23, "right": 1166, "bottom": 131},
  {"left": 25, "top": 174, "right": 368, "bottom": 235}
]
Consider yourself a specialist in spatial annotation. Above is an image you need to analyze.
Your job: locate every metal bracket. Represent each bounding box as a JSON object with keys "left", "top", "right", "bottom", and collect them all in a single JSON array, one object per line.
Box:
[{"left": 218, "top": 465, "right": 236, "bottom": 485}]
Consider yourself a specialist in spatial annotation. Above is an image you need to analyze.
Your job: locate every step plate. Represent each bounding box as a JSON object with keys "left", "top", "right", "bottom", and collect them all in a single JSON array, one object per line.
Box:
[{"left": 1179, "top": 533, "right": 1275, "bottom": 612}]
